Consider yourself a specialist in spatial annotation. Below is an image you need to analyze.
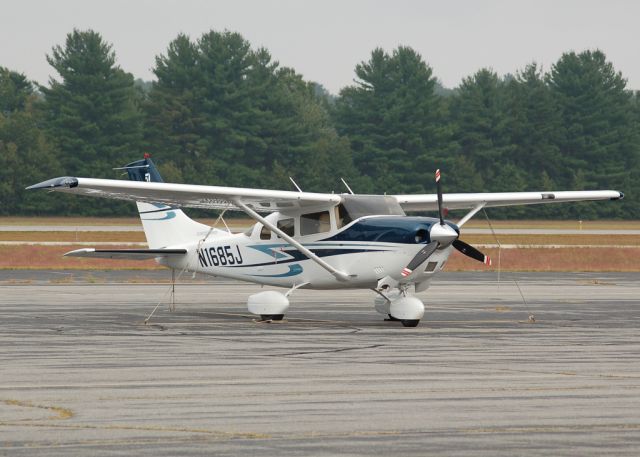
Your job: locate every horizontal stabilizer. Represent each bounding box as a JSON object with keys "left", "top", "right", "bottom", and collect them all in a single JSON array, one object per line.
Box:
[{"left": 64, "top": 248, "right": 187, "bottom": 260}]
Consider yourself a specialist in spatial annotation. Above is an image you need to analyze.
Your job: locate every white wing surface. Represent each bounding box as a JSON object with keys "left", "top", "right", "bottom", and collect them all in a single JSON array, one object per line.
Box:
[
  {"left": 394, "top": 190, "right": 624, "bottom": 212},
  {"left": 27, "top": 177, "right": 623, "bottom": 213},
  {"left": 27, "top": 177, "right": 341, "bottom": 212}
]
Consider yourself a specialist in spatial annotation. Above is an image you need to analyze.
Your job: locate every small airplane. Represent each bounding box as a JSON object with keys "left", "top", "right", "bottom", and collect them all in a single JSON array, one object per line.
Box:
[{"left": 28, "top": 155, "right": 624, "bottom": 327}]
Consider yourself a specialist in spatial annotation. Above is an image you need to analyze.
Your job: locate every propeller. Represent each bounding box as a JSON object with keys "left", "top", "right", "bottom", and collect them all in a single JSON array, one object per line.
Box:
[
  {"left": 401, "top": 241, "right": 438, "bottom": 277},
  {"left": 400, "top": 169, "right": 492, "bottom": 278},
  {"left": 453, "top": 239, "right": 492, "bottom": 266},
  {"left": 435, "top": 168, "right": 444, "bottom": 225}
]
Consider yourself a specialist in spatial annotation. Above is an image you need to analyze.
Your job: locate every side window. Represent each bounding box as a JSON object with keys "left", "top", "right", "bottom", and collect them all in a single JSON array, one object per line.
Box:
[
  {"left": 277, "top": 218, "right": 295, "bottom": 237},
  {"left": 335, "top": 204, "right": 353, "bottom": 229},
  {"left": 300, "top": 211, "right": 331, "bottom": 236},
  {"left": 260, "top": 224, "right": 271, "bottom": 240}
]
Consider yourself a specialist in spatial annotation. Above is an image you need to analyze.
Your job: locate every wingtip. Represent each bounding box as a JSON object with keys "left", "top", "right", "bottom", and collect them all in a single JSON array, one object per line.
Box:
[
  {"left": 26, "top": 177, "right": 78, "bottom": 190},
  {"left": 63, "top": 248, "right": 94, "bottom": 257}
]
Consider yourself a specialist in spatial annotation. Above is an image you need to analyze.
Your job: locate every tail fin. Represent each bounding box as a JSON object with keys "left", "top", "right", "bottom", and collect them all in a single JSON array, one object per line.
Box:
[{"left": 123, "top": 156, "right": 213, "bottom": 249}]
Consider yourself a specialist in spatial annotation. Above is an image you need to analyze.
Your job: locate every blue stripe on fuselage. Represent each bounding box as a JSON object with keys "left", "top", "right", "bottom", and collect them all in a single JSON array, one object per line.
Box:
[
  {"left": 249, "top": 264, "right": 304, "bottom": 278},
  {"left": 225, "top": 246, "right": 387, "bottom": 269}
]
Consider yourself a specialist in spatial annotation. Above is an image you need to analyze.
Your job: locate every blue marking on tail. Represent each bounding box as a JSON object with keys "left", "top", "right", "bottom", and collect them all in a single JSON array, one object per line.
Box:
[{"left": 141, "top": 211, "right": 176, "bottom": 221}]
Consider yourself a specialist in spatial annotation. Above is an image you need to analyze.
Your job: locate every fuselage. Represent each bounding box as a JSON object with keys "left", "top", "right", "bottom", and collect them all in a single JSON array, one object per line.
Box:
[{"left": 163, "top": 215, "right": 456, "bottom": 290}]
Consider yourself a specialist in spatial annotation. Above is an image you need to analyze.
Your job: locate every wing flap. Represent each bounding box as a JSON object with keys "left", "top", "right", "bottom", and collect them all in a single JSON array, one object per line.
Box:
[{"left": 64, "top": 248, "right": 188, "bottom": 260}]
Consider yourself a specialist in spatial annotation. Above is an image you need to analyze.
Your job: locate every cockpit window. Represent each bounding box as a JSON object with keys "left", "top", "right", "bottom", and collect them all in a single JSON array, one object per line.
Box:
[
  {"left": 300, "top": 211, "right": 331, "bottom": 235},
  {"left": 336, "top": 195, "right": 405, "bottom": 228},
  {"left": 277, "top": 218, "right": 295, "bottom": 237}
]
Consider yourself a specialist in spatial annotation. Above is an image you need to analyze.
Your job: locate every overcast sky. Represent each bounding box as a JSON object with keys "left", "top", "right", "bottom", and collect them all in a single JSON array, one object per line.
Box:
[{"left": 1, "top": 0, "right": 638, "bottom": 94}]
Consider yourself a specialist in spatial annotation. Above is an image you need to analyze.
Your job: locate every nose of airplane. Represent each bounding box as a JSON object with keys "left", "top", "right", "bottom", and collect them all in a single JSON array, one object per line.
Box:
[{"left": 430, "top": 222, "right": 458, "bottom": 246}]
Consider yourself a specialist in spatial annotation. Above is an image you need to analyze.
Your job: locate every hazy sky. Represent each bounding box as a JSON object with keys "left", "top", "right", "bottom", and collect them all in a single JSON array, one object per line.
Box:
[{"left": 1, "top": 0, "right": 638, "bottom": 94}]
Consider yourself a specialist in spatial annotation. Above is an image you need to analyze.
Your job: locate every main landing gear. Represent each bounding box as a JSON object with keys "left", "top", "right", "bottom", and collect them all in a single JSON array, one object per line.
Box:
[
  {"left": 246, "top": 285, "right": 424, "bottom": 327},
  {"left": 247, "top": 291, "right": 290, "bottom": 321},
  {"left": 260, "top": 314, "right": 285, "bottom": 321},
  {"left": 247, "top": 283, "right": 307, "bottom": 322}
]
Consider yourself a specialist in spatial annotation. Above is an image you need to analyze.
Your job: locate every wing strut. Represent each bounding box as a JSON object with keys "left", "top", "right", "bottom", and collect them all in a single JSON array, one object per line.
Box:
[
  {"left": 456, "top": 203, "right": 486, "bottom": 228},
  {"left": 234, "top": 200, "right": 351, "bottom": 282}
]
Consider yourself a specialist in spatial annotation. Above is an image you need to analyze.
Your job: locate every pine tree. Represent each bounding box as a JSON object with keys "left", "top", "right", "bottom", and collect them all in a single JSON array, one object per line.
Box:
[
  {"left": 548, "top": 50, "right": 638, "bottom": 218},
  {"left": 504, "top": 63, "right": 564, "bottom": 183},
  {"left": 0, "top": 69, "right": 62, "bottom": 215},
  {"left": 145, "top": 30, "right": 359, "bottom": 192},
  {"left": 448, "top": 68, "right": 514, "bottom": 190},
  {"left": 334, "top": 47, "right": 448, "bottom": 193},
  {"left": 40, "top": 29, "right": 143, "bottom": 179},
  {"left": 0, "top": 67, "right": 34, "bottom": 113}
]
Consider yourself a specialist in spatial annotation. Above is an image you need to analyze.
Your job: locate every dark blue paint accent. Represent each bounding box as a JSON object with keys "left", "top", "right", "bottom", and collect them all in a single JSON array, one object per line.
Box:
[
  {"left": 247, "top": 244, "right": 290, "bottom": 260},
  {"left": 124, "top": 158, "right": 164, "bottom": 183},
  {"left": 139, "top": 206, "right": 173, "bottom": 214},
  {"left": 321, "top": 216, "right": 459, "bottom": 244},
  {"left": 224, "top": 247, "right": 386, "bottom": 269}
]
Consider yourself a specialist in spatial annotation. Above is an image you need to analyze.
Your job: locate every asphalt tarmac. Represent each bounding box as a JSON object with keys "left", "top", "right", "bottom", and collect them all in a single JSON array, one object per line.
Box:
[{"left": 1, "top": 271, "right": 640, "bottom": 456}]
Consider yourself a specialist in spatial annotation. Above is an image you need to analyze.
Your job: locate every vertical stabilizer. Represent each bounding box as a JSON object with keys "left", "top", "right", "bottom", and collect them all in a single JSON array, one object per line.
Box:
[{"left": 123, "top": 156, "right": 213, "bottom": 249}]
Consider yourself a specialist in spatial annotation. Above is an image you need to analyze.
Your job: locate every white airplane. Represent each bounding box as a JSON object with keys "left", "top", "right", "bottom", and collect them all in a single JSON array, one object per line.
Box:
[{"left": 28, "top": 156, "right": 624, "bottom": 327}]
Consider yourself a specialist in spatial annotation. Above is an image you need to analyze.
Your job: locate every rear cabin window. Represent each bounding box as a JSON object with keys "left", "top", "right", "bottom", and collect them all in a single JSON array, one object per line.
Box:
[
  {"left": 260, "top": 224, "right": 271, "bottom": 240},
  {"left": 277, "top": 218, "right": 295, "bottom": 237},
  {"left": 300, "top": 211, "right": 331, "bottom": 236}
]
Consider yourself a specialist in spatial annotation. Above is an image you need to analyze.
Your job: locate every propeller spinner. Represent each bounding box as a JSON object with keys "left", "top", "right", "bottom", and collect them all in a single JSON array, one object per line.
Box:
[{"left": 400, "top": 169, "right": 491, "bottom": 278}]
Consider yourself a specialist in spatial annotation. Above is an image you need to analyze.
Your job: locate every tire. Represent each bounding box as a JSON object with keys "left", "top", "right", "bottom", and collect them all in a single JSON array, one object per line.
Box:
[
  {"left": 401, "top": 319, "right": 420, "bottom": 328},
  {"left": 260, "top": 314, "right": 284, "bottom": 321}
]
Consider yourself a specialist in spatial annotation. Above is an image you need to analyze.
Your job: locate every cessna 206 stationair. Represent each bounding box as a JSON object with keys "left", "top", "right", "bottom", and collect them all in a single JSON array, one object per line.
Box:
[{"left": 28, "top": 156, "right": 624, "bottom": 327}]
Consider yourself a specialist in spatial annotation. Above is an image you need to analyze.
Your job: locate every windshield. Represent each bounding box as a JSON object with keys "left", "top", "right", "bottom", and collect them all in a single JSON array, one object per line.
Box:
[{"left": 336, "top": 195, "right": 405, "bottom": 228}]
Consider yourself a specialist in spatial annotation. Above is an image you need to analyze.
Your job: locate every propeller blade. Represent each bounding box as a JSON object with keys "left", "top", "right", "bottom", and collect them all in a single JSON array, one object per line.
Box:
[
  {"left": 401, "top": 241, "right": 439, "bottom": 277},
  {"left": 452, "top": 239, "right": 492, "bottom": 266},
  {"left": 435, "top": 169, "right": 444, "bottom": 225}
]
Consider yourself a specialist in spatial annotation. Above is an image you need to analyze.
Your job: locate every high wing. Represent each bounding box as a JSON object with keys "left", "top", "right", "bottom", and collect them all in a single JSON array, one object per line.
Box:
[
  {"left": 28, "top": 177, "right": 623, "bottom": 213},
  {"left": 27, "top": 177, "right": 340, "bottom": 212},
  {"left": 65, "top": 248, "right": 188, "bottom": 260},
  {"left": 394, "top": 190, "right": 624, "bottom": 212}
]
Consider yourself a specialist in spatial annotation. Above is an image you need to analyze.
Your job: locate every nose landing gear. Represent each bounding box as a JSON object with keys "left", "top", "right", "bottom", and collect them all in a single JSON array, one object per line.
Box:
[{"left": 374, "top": 288, "right": 425, "bottom": 327}]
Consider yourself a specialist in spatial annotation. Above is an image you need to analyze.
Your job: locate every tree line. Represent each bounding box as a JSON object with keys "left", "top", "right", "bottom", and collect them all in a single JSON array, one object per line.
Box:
[{"left": 1, "top": 29, "right": 638, "bottom": 219}]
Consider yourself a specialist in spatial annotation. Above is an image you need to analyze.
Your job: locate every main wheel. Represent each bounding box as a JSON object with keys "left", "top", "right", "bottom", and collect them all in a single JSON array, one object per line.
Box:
[
  {"left": 260, "top": 314, "right": 284, "bottom": 321},
  {"left": 401, "top": 319, "right": 420, "bottom": 328}
]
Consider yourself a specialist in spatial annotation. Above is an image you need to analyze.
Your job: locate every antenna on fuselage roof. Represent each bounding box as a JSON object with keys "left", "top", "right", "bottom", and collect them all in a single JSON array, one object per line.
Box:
[
  {"left": 340, "top": 178, "right": 354, "bottom": 195},
  {"left": 289, "top": 177, "right": 303, "bottom": 193}
]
